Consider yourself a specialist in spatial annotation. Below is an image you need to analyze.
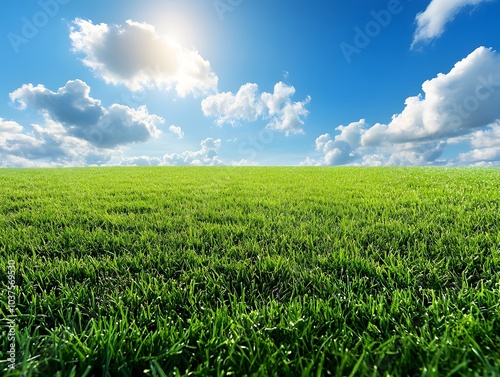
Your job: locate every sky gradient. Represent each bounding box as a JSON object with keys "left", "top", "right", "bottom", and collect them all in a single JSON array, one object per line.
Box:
[{"left": 1, "top": 0, "right": 500, "bottom": 167}]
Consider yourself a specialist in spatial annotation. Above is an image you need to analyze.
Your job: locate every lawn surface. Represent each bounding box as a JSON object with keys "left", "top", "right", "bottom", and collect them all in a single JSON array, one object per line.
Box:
[{"left": 1, "top": 167, "right": 499, "bottom": 376}]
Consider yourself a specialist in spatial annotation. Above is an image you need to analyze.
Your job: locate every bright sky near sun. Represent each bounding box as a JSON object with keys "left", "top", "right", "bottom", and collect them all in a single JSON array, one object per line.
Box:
[{"left": 1, "top": 0, "right": 500, "bottom": 167}]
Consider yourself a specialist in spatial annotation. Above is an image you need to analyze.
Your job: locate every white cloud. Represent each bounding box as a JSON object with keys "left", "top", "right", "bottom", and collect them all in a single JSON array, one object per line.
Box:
[
  {"left": 162, "top": 137, "right": 223, "bottom": 166},
  {"left": 0, "top": 119, "right": 64, "bottom": 162},
  {"left": 231, "top": 159, "right": 260, "bottom": 166},
  {"left": 305, "top": 47, "right": 500, "bottom": 166},
  {"left": 261, "top": 82, "right": 296, "bottom": 116},
  {"left": 0, "top": 117, "right": 114, "bottom": 167},
  {"left": 10, "top": 80, "right": 163, "bottom": 148},
  {"left": 315, "top": 134, "right": 332, "bottom": 152},
  {"left": 380, "top": 141, "right": 447, "bottom": 165},
  {"left": 361, "top": 47, "right": 500, "bottom": 145},
  {"left": 70, "top": 19, "right": 218, "bottom": 96},
  {"left": 458, "top": 147, "right": 500, "bottom": 163},
  {"left": 469, "top": 122, "right": 500, "bottom": 148},
  {"left": 458, "top": 122, "right": 500, "bottom": 163},
  {"left": 412, "top": 0, "right": 495, "bottom": 48},
  {"left": 202, "top": 81, "right": 311, "bottom": 135},
  {"left": 120, "top": 156, "right": 162, "bottom": 166},
  {"left": 202, "top": 83, "right": 264, "bottom": 125},
  {"left": 168, "top": 125, "right": 184, "bottom": 139},
  {"left": 298, "top": 157, "right": 318, "bottom": 167},
  {"left": 200, "top": 137, "right": 221, "bottom": 151},
  {"left": 0, "top": 119, "right": 23, "bottom": 133},
  {"left": 335, "top": 120, "right": 365, "bottom": 149},
  {"left": 308, "top": 120, "right": 366, "bottom": 166}
]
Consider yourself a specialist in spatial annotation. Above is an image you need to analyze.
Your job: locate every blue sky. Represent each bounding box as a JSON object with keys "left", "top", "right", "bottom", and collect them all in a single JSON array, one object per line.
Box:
[{"left": 1, "top": 0, "right": 500, "bottom": 167}]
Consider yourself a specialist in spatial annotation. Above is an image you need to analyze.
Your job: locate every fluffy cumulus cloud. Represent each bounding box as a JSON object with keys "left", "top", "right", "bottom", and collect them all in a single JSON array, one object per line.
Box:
[
  {"left": 0, "top": 118, "right": 63, "bottom": 164},
  {"left": 168, "top": 125, "right": 184, "bottom": 139},
  {"left": 163, "top": 137, "right": 223, "bottom": 166},
  {"left": 202, "top": 82, "right": 311, "bottom": 135},
  {"left": 412, "top": 0, "right": 495, "bottom": 48},
  {"left": 361, "top": 47, "right": 500, "bottom": 144},
  {"left": 307, "top": 120, "right": 367, "bottom": 166},
  {"left": 457, "top": 122, "right": 500, "bottom": 164},
  {"left": 70, "top": 19, "right": 218, "bottom": 96},
  {"left": 0, "top": 117, "right": 113, "bottom": 168},
  {"left": 10, "top": 80, "right": 163, "bottom": 148},
  {"left": 305, "top": 47, "right": 500, "bottom": 166}
]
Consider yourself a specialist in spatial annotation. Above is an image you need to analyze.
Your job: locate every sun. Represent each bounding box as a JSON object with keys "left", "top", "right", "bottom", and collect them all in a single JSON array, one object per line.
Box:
[{"left": 145, "top": 5, "right": 210, "bottom": 50}]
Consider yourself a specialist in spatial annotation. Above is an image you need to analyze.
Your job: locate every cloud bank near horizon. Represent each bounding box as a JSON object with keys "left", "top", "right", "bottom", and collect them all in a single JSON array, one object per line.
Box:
[{"left": 304, "top": 47, "right": 500, "bottom": 166}]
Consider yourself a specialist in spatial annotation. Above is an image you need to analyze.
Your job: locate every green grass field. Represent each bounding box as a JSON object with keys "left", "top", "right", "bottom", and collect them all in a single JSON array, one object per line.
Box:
[{"left": 1, "top": 167, "right": 499, "bottom": 376}]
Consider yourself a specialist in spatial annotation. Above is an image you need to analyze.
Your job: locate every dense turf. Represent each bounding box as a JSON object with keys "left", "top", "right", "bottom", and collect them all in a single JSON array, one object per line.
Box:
[{"left": 0, "top": 167, "right": 499, "bottom": 376}]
